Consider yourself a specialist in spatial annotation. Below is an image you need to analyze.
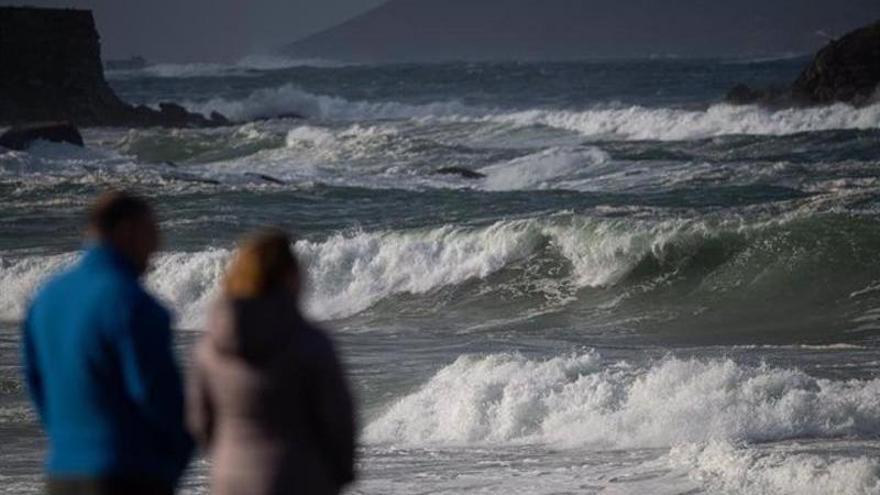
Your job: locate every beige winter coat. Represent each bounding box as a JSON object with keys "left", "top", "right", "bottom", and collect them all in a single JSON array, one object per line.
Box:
[{"left": 188, "top": 294, "right": 356, "bottom": 495}]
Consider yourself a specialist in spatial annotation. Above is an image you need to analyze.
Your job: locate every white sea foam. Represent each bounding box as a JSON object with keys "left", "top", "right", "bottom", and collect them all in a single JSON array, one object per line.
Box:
[
  {"left": 0, "top": 215, "right": 758, "bottom": 324},
  {"left": 480, "top": 146, "right": 611, "bottom": 191},
  {"left": 2, "top": 222, "right": 538, "bottom": 324},
  {"left": 183, "top": 84, "right": 880, "bottom": 139},
  {"left": 0, "top": 250, "right": 229, "bottom": 328},
  {"left": 185, "top": 84, "right": 474, "bottom": 122},
  {"left": 283, "top": 124, "right": 416, "bottom": 163},
  {"left": 365, "top": 352, "right": 880, "bottom": 449},
  {"left": 296, "top": 215, "right": 733, "bottom": 318},
  {"left": 0, "top": 253, "right": 77, "bottom": 321},
  {"left": 3, "top": 209, "right": 831, "bottom": 328},
  {"left": 296, "top": 221, "right": 543, "bottom": 319},
  {"left": 146, "top": 249, "right": 231, "bottom": 328},
  {"left": 487, "top": 102, "right": 880, "bottom": 141},
  {"left": 671, "top": 441, "right": 880, "bottom": 495}
]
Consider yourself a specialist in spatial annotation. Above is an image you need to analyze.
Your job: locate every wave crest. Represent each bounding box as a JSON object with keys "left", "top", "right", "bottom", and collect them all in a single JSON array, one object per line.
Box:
[
  {"left": 3, "top": 212, "right": 878, "bottom": 326},
  {"left": 183, "top": 84, "right": 880, "bottom": 139},
  {"left": 671, "top": 441, "right": 880, "bottom": 495},
  {"left": 365, "top": 352, "right": 880, "bottom": 448}
]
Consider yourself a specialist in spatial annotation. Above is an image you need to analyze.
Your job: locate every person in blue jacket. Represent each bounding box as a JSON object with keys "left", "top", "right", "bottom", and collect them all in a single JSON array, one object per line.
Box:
[{"left": 21, "top": 191, "right": 193, "bottom": 495}]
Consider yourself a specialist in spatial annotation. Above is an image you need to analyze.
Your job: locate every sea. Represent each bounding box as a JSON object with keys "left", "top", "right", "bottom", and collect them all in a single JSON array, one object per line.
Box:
[{"left": 3, "top": 55, "right": 880, "bottom": 494}]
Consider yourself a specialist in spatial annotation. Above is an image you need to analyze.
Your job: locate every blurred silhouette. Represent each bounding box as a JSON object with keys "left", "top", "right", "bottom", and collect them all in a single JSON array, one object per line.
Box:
[
  {"left": 21, "top": 191, "right": 193, "bottom": 495},
  {"left": 188, "top": 229, "right": 357, "bottom": 495}
]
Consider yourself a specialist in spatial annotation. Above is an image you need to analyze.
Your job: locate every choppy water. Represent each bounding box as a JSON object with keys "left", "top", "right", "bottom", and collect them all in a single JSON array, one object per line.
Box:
[{"left": 2, "top": 57, "right": 880, "bottom": 494}]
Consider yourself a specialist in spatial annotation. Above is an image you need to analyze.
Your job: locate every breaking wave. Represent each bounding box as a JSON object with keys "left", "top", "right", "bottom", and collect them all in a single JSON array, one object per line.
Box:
[
  {"left": 364, "top": 351, "right": 880, "bottom": 448},
  {"left": 184, "top": 84, "right": 475, "bottom": 122},
  {"left": 479, "top": 146, "right": 611, "bottom": 191},
  {"left": 0, "top": 215, "right": 709, "bottom": 324},
  {"left": 671, "top": 441, "right": 880, "bottom": 495},
  {"left": 183, "top": 84, "right": 880, "bottom": 139},
  {"left": 3, "top": 211, "right": 880, "bottom": 326},
  {"left": 489, "top": 102, "right": 880, "bottom": 140}
]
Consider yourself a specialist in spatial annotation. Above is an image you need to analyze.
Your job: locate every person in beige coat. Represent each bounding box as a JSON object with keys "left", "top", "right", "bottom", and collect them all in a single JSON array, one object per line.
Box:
[{"left": 188, "top": 230, "right": 356, "bottom": 495}]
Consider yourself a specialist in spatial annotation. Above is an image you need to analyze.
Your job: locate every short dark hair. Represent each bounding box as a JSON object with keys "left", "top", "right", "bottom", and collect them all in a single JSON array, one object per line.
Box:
[{"left": 88, "top": 191, "right": 154, "bottom": 236}]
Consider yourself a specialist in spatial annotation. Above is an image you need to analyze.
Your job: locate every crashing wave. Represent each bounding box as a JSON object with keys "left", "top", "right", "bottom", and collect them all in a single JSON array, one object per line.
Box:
[
  {"left": 671, "top": 441, "right": 880, "bottom": 495},
  {"left": 0, "top": 216, "right": 702, "bottom": 324},
  {"left": 2, "top": 212, "right": 878, "bottom": 326},
  {"left": 479, "top": 146, "right": 611, "bottom": 191},
  {"left": 184, "top": 84, "right": 476, "bottom": 122},
  {"left": 182, "top": 84, "right": 880, "bottom": 139},
  {"left": 365, "top": 351, "right": 880, "bottom": 448}
]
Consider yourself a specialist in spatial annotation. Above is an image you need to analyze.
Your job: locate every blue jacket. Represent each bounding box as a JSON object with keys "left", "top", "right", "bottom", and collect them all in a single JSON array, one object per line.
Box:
[{"left": 22, "top": 244, "right": 193, "bottom": 484}]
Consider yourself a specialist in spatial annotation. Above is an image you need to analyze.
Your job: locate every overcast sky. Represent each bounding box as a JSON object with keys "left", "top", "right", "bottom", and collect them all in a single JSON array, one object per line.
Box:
[{"left": 0, "top": 0, "right": 386, "bottom": 62}]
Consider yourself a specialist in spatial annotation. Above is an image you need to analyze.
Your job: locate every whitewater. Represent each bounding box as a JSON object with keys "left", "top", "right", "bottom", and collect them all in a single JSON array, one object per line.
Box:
[{"left": 2, "top": 58, "right": 880, "bottom": 494}]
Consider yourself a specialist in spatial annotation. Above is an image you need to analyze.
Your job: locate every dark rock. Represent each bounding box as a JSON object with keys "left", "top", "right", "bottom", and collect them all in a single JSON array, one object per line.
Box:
[
  {"left": 250, "top": 112, "right": 306, "bottom": 122},
  {"left": 726, "top": 19, "right": 880, "bottom": 107},
  {"left": 0, "top": 7, "right": 230, "bottom": 128},
  {"left": 209, "top": 112, "right": 232, "bottom": 126},
  {"left": 725, "top": 84, "right": 767, "bottom": 105},
  {"left": 0, "top": 122, "right": 84, "bottom": 150},
  {"left": 244, "top": 172, "right": 287, "bottom": 185},
  {"left": 158, "top": 102, "right": 192, "bottom": 121},
  {"left": 433, "top": 166, "right": 486, "bottom": 180},
  {"left": 724, "top": 84, "right": 789, "bottom": 106},
  {"left": 791, "top": 20, "right": 880, "bottom": 105}
]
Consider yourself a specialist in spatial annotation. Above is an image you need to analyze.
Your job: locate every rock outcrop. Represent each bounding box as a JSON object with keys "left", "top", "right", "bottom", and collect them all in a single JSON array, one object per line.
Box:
[
  {"left": 726, "top": 20, "right": 880, "bottom": 106},
  {"left": 790, "top": 20, "right": 880, "bottom": 105},
  {"left": 0, "top": 7, "right": 226, "bottom": 128},
  {"left": 433, "top": 167, "right": 486, "bottom": 180},
  {"left": 0, "top": 122, "right": 84, "bottom": 150}
]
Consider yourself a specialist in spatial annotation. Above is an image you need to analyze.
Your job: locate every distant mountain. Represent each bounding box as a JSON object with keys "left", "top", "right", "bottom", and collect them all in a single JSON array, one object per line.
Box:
[{"left": 283, "top": 0, "right": 880, "bottom": 62}]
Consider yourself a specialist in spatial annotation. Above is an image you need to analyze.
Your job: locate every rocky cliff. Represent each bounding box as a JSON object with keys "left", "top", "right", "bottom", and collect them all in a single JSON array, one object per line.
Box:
[
  {"left": 791, "top": 20, "right": 880, "bottom": 105},
  {"left": 726, "top": 19, "right": 880, "bottom": 106},
  {"left": 0, "top": 7, "right": 225, "bottom": 127}
]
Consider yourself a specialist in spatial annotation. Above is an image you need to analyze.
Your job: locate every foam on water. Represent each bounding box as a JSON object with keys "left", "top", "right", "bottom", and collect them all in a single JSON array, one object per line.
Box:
[
  {"left": 2, "top": 221, "right": 541, "bottom": 324},
  {"left": 296, "top": 221, "right": 544, "bottom": 319},
  {"left": 0, "top": 250, "right": 227, "bottom": 328},
  {"left": 283, "top": 124, "right": 420, "bottom": 164},
  {"left": 185, "top": 84, "right": 475, "bottom": 122},
  {"left": 0, "top": 253, "right": 77, "bottom": 320},
  {"left": 1, "top": 211, "right": 875, "bottom": 326},
  {"left": 488, "top": 102, "right": 880, "bottom": 140},
  {"left": 0, "top": 216, "right": 683, "bottom": 323},
  {"left": 365, "top": 351, "right": 880, "bottom": 448},
  {"left": 479, "top": 146, "right": 611, "bottom": 191},
  {"left": 671, "top": 441, "right": 880, "bottom": 495},
  {"left": 147, "top": 249, "right": 230, "bottom": 328},
  {"left": 183, "top": 84, "right": 880, "bottom": 139},
  {"left": 4, "top": 118, "right": 877, "bottom": 198}
]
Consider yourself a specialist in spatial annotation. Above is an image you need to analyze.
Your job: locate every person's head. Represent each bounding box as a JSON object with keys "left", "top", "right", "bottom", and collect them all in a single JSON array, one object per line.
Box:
[
  {"left": 224, "top": 229, "right": 300, "bottom": 300},
  {"left": 88, "top": 191, "right": 159, "bottom": 276}
]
